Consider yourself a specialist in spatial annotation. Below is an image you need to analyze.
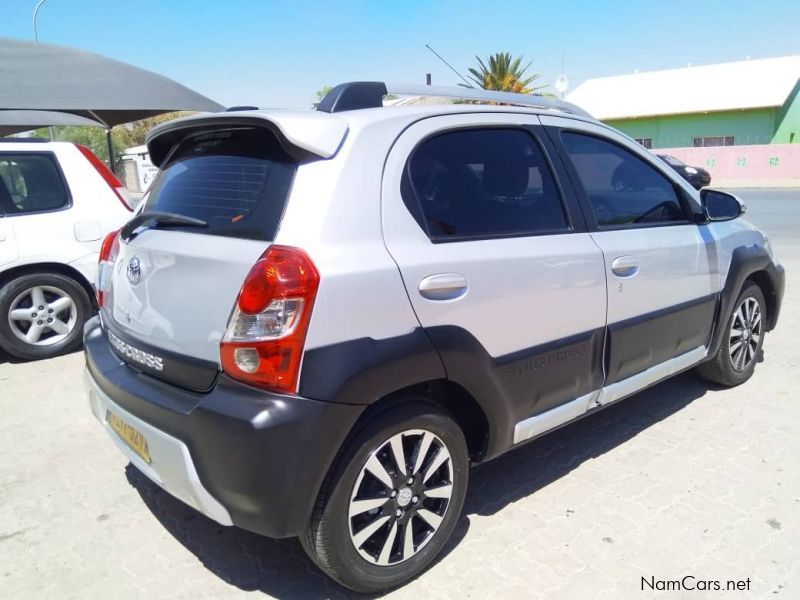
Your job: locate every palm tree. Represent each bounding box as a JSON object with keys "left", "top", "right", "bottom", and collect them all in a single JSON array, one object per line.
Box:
[{"left": 467, "top": 52, "right": 547, "bottom": 94}]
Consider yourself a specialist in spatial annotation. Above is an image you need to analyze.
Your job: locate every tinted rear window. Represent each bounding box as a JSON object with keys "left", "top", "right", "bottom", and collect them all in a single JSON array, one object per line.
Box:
[{"left": 143, "top": 127, "right": 296, "bottom": 240}]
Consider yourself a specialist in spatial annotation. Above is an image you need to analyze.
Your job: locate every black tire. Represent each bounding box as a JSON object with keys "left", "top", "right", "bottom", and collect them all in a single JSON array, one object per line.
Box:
[
  {"left": 0, "top": 272, "right": 92, "bottom": 360},
  {"left": 697, "top": 282, "right": 766, "bottom": 387},
  {"left": 300, "top": 401, "right": 469, "bottom": 593}
]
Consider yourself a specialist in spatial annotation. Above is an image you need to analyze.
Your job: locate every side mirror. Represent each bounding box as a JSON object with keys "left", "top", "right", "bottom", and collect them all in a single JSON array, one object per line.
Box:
[{"left": 701, "top": 189, "right": 746, "bottom": 222}]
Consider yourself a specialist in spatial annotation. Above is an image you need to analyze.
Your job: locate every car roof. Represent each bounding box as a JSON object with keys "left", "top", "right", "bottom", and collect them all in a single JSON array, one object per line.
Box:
[
  {"left": 0, "top": 140, "right": 74, "bottom": 150},
  {"left": 147, "top": 103, "right": 600, "bottom": 164}
]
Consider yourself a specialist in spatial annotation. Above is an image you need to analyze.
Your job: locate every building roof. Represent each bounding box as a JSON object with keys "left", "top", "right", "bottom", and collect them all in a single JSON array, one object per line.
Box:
[{"left": 567, "top": 55, "right": 800, "bottom": 120}]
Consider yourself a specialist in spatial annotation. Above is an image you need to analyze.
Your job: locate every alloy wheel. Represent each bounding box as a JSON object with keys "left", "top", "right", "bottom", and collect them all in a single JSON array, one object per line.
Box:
[
  {"left": 7, "top": 285, "right": 77, "bottom": 346},
  {"left": 729, "top": 296, "right": 761, "bottom": 372},
  {"left": 348, "top": 429, "right": 454, "bottom": 566}
]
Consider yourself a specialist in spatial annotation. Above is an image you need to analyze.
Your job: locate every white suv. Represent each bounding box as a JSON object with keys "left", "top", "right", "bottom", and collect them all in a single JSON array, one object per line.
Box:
[
  {"left": 83, "top": 83, "right": 784, "bottom": 592},
  {"left": 0, "top": 139, "right": 131, "bottom": 359}
]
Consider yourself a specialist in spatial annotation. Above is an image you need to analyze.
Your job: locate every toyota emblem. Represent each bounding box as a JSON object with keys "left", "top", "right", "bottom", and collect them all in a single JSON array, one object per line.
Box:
[{"left": 127, "top": 256, "right": 142, "bottom": 285}]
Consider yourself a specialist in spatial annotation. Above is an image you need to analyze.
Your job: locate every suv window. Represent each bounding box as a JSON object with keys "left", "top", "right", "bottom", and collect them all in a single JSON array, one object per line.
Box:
[
  {"left": 0, "top": 154, "right": 70, "bottom": 215},
  {"left": 143, "top": 127, "right": 297, "bottom": 241},
  {"left": 405, "top": 128, "right": 568, "bottom": 241},
  {"left": 561, "top": 132, "right": 688, "bottom": 228}
]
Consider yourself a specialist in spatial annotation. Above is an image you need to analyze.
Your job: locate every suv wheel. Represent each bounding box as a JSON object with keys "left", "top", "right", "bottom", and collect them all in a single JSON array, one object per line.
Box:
[
  {"left": 0, "top": 272, "right": 92, "bottom": 360},
  {"left": 697, "top": 282, "right": 766, "bottom": 386},
  {"left": 301, "top": 401, "right": 468, "bottom": 593}
]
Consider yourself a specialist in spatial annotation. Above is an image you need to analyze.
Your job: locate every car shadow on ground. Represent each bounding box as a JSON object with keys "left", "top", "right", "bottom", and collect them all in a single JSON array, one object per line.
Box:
[
  {"left": 0, "top": 346, "right": 82, "bottom": 365},
  {"left": 126, "top": 371, "right": 714, "bottom": 599},
  {"left": 0, "top": 349, "right": 23, "bottom": 365}
]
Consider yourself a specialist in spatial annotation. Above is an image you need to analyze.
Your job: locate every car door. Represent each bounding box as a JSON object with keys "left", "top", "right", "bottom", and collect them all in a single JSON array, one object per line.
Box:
[
  {"left": 0, "top": 151, "right": 75, "bottom": 266},
  {"left": 0, "top": 214, "right": 18, "bottom": 267},
  {"left": 381, "top": 113, "right": 608, "bottom": 444},
  {"left": 542, "top": 116, "right": 717, "bottom": 404}
]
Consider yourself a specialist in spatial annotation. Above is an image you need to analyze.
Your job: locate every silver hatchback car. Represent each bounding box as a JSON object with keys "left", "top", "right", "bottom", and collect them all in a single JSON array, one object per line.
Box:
[{"left": 84, "top": 82, "right": 783, "bottom": 592}]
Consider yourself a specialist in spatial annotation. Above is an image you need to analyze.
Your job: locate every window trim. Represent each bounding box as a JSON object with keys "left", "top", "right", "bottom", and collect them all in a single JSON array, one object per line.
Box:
[
  {"left": 553, "top": 128, "right": 696, "bottom": 232},
  {"left": 401, "top": 125, "right": 576, "bottom": 244},
  {"left": 0, "top": 151, "right": 73, "bottom": 218}
]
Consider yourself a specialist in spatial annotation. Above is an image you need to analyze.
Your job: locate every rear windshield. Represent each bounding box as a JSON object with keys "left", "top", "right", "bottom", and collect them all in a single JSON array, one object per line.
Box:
[{"left": 143, "top": 127, "right": 296, "bottom": 240}]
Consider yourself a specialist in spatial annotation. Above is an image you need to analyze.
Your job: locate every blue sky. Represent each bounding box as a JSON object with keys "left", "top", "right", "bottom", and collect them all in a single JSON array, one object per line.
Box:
[{"left": 3, "top": 0, "right": 800, "bottom": 109}]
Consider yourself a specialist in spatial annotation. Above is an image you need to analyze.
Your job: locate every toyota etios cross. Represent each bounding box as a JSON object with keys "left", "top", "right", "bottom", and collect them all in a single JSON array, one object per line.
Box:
[{"left": 84, "top": 83, "right": 783, "bottom": 592}]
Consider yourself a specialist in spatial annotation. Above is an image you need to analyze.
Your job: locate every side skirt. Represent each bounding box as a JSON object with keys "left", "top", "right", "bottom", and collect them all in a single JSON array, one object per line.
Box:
[
  {"left": 511, "top": 345, "right": 707, "bottom": 446},
  {"left": 513, "top": 390, "right": 599, "bottom": 444},
  {"left": 595, "top": 346, "right": 706, "bottom": 407}
]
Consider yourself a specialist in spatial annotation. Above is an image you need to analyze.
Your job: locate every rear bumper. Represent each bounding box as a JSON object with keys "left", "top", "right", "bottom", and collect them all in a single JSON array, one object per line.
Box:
[
  {"left": 86, "top": 370, "right": 233, "bottom": 526},
  {"left": 84, "top": 316, "right": 364, "bottom": 538}
]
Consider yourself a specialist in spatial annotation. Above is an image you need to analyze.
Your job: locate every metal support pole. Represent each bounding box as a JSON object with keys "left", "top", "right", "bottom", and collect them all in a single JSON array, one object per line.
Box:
[{"left": 106, "top": 129, "right": 116, "bottom": 174}]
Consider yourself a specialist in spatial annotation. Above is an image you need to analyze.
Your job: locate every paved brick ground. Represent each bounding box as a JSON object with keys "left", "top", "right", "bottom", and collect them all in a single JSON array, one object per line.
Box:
[{"left": 1, "top": 192, "right": 798, "bottom": 599}]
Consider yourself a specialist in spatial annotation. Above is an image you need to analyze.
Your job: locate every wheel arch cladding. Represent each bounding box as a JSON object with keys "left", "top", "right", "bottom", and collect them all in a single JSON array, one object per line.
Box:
[
  {"left": 746, "top": 269, "right": 780, "bottom": 330},
  {"left": 370, "top": 380, "right": 490, "bottom": 460},
  {"left": 709, "top": 245, "right": 784, "bottom": 358},
  {"left": 0, "top": 262, "right": 95, "bottom": 307},
  {"left": 299, "top": 330, "right": 494, "bottom": 461}
]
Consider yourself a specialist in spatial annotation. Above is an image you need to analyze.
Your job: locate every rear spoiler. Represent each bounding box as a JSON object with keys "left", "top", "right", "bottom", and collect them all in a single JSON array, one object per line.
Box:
[{"left": 146, "top": 111, "right": 348, "bottom": 167}]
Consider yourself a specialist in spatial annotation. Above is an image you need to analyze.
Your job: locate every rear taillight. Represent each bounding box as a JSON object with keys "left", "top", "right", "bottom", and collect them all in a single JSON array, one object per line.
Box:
[
  {"left": 220, "top": 245, "right": 320, "bottom": 393},
  {"left": 75, "top": 144, "right": 133, "bottom": 211},
  {"left": 97, "top": 229, "right": 121, "bottom": 308}
]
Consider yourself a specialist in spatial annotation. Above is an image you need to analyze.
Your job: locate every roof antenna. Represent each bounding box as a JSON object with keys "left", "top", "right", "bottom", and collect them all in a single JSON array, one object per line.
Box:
[{"left": 425, "top": 44, "right": 474, "bottom": 88}]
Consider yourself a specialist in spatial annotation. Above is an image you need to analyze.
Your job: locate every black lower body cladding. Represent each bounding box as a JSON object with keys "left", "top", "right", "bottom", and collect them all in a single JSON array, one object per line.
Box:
[{"left": 84, "top": 317, "right": 364, "bottom": 539}]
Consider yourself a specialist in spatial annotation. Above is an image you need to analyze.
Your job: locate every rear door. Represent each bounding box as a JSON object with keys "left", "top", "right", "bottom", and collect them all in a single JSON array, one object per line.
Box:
[
  {"left": 543, "top": 116, "right": 716, "bottom": 401},
  {"left": 0, "top": 151, "right": 72, "bottom": 266},
  {"left": 381, "top": 113, "right": 607, "bottom": 439},
  {"left": 105, "top": 126, "right": 298, "bottom": 390}
]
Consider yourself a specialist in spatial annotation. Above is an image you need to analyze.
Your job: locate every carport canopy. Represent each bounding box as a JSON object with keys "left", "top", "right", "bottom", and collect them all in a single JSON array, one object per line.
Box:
[
  {"left": 0, "top": 37, "right": 223, "bottom": 127},
  {"left": 0, "top": 37, "right": 223, "bottom": 162},
  {"left": 0, "top": 109, "right": 103, "bottom": 136}
]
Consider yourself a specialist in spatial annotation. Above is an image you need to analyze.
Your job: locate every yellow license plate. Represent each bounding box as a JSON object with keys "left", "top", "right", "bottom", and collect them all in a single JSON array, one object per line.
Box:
[{"left": 107, "top": 411, "right": 151, "bottom": 463}]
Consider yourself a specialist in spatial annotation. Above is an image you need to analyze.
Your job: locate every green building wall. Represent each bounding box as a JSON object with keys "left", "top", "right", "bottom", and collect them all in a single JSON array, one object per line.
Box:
[
  {"left": 774, "top": 81, "right": 800, "bottom": 143},
  {"left": 604, "top": 80, "right": 800, "bottom": 148},
  {"left": 606, "top": 109, "right": 777, "bottom": 148}
]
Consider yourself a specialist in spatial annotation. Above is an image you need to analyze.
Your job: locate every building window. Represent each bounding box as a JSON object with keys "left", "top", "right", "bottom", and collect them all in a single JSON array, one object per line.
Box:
[
  {"left": 634, "top": 138, "right": 653, "bottom": 149},
  {"left": 693, "top": 136, "right": 735, "bottom": 147}
]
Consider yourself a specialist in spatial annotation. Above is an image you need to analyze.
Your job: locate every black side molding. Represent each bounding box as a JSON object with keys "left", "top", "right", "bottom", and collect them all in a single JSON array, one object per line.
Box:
[
  {"left": 605, "top": 295, "right": 717, "bottom": 384},
  {"left": 317, "top": 82, "right": 388, "bottom": 113},
  {"left": 300, "top": 326, "right": 604, "bottom": 460}
]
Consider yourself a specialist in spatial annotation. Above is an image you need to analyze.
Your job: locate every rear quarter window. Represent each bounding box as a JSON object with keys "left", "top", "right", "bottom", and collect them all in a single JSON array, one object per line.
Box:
[{"left": 143, "top": 127, "right": 297, "bottom": 240}]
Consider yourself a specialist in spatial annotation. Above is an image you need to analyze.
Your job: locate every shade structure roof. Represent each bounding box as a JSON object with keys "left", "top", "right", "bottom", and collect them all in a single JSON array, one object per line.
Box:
[
  {"left": 0, "top": 109, "right": 103, "bottom": 136},
  {"left": 0, "top": 36, "right": 223, "bottom": 128},
  {"left": 567, "top": 55, "right": 800, "bottom": 120}
]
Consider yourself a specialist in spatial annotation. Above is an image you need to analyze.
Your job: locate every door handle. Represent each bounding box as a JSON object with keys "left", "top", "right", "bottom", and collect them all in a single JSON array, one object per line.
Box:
[
  {"left": 611, "top": 256, "right": 639, "bottom": 277},
  {"left": 418, "top": 273, "right": 468, "bottom": 301}
]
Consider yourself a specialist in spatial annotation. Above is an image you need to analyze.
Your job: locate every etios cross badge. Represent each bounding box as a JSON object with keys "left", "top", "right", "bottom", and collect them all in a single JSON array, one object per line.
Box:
[{"left": 127, "top": 256, "right": 142, "bottom": 284}]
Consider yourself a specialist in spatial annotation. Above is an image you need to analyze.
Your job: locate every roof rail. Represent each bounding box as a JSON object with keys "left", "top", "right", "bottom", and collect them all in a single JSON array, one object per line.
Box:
[
  {"left": 317, "top": 81, "right": 593, "bottom": 119},
  {"left": 0, "top": 137, "right": 49, "bottom": 143}
]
